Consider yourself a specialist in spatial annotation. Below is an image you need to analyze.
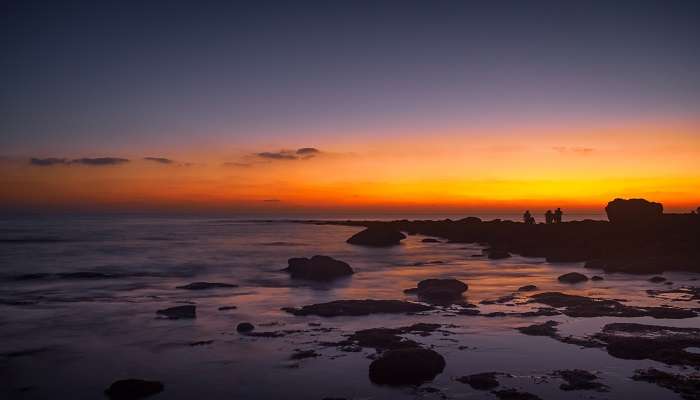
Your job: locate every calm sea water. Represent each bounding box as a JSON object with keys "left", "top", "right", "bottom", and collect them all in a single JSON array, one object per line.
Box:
[{"left": 0, "top": 215, "right": 697, "bottom": 399}]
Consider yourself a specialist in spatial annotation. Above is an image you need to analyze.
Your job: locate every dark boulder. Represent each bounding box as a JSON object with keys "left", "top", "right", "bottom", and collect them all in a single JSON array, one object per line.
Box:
[
  {"left": 649, "top": 276, "right": 666, "bottom": 283},
  {"left": 591, "top": 276, "right": 604, "bottom": 281},
  {"left": 236, "top": 322, "right": 254, "bottom": 333},
  {"left": 605, "top": 198, "right": 663, "bottom": 224},
  {"left": 156, "top": 305, "right": 195, "bottom": 319},
  {"left": 283, "top": 299, "right": 432, "bottom": 317},
  {"left": 104, "top": 379, "right": 163, "bottom": 400},
  {"left": 284, "top": 255, "right": 353, "bottom": 281},
  {"left": 558, "top": 272, "right": 588, "bottom": 284},
  {"left": 176, "top": 282, "right": 238, "bottom": 290},
  {"left": 404, "top": 278, "right": 468, "bottom": 302},
  {"left": 368, "top": 348, "right": 446, "bottom": 385},
  {"left": 346, "top": 227, "right": 406, "bottom": 247}
]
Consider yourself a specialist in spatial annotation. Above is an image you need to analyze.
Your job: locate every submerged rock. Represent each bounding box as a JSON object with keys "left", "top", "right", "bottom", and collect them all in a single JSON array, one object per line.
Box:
[
  {"left": 368, "top": 348, "right": 446, "bottom": 385},
  {"left": 156, "top": 305, "right": 196, "bottom": 319},
  {"left": 594, "top": 323, "right": 700, "bottom": 367},
  {"left": 176, "top": 282, "right": 238, "bottom": 290},
  {"left": 632, "top": 368, "right": 700, "bottom": 400},
  {"left": 339, "top": 323, "right": 441, "bottom": 351},
  {"left": 492, "top": 389, "right": 542, "bottom": 400},
  {"left": 346, "top": 227, "right": 406, "bottom": 247},
  {"left": 555, "top": 369, "right": 608, "bottom": 392},
  {"left": 456, "top": 372, "right": 500, "bottom": 390},
  {"left": 290, "top": 350, "right": 320, "bottom": 360},
  {"left": 517, "top": 321, "right": 560, "bottom": 336},
  {"left": 403, "top": 278, "right": 468, "bottom": 303},
  {"left": 104, "top": 379, "right": 164, "bottom": 400},
  {"left": 649, "top": 276, "right": 667, "bottom": 283},
  {"left": 557, "top": 272, "right": 588, "bottom": 284},
  {"left": 530, "top": 292, "right": 695, "bottom": 319},
  {"left": 421, "top": 238, "right": 441, "bottom": 243},
  {"left": 284, "top": 255, "right": 354, "bottom": 281},
  {"left": 283, "top": 299, "right": 432, "bottom": 317}
]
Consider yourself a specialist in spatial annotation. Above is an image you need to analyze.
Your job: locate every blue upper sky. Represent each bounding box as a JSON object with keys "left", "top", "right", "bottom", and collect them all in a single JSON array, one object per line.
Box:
[{"left": 2, "top": 0, "right": 699, "bottom": 155}]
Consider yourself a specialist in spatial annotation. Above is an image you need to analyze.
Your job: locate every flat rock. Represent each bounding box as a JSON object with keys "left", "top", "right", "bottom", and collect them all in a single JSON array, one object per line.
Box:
[
  {"left": 346, "top": 227, "right": 406, "bottom": 247},
  {"left": 176, "top": 282, "right": 238, "bottom": 290},
  {"left": 421, "top": 238, "right": 441, "bottom": 243},
  {"left": 104, "top": 379, "right": 164, "bottom": 400},
  {"left": 555, "top": 369, "right": 608, "bottom": 391},
  {"left": 156, "top": 305, "right": 196, "bottom": 319},
  {"left": 492, "top": 389, "right": 542, "bottom": 400},
  {"left": 337, "top": 323, "right": 441, "bottom": 351},
  {"left": 369, "top": 348, "right": 446, "bottom": 385},
  {"left": 282, "top": 299, "right": 432, "bottom": 317},
  {"left": 284, "top": 255, "right": 353, "bottom": 281},
  {"left": 456, "top": 372, "right": 500, "bottom": 390},
  {"left": 517, "top": 285, "right": 538, "bottom": 292},
  {"left": 632, "top": 368, "right": 700, "bottom": 400},
  {"left": 594, "top": 323, "right": 700, "bottom": 367},
  {"left": 557, "top": 272, "right": 588, "bottom": 284},
  {"left": 530, "top": 292, "right": 695, "bottom": 319}
]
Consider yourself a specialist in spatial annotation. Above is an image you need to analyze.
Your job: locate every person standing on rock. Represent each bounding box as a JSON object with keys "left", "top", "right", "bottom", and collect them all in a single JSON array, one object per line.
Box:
[
  {"left": 554, "top": 208, "right": 563, "bottom": 223},
  {"left": 523, "top": 210, "right": 534, "bottom": 224},
  {"left": 545, "top": 210, "right": 554, "bottom": 224}
]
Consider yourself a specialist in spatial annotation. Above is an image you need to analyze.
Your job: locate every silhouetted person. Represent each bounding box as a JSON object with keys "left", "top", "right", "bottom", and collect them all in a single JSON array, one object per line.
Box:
[
  {"left": 554, "top": 207, "right": 563, "bottom": 223},
  {"left": 523, "top": 210, "right": 534, "bottom": 224},
  {"left": 545, "top": 210, "right": 553, "bottom": 224}
]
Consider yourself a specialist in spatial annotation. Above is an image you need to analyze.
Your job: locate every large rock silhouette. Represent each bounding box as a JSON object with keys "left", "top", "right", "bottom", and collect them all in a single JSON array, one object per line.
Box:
[
  {"left": 605, "top": 198, "right": 663, "bottom": 224},
  {"left": 369, "top": 348, "right": 446, "bottom": 385}
]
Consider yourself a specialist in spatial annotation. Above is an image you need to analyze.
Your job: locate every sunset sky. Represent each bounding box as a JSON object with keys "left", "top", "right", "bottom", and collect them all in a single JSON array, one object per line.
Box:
[{"left": 2, "top": 1, "right": 699, "bottom": 214}]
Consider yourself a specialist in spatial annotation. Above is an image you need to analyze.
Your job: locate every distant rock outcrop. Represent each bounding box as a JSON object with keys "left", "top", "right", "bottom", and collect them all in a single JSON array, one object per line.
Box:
[
  {"left": 284, "top": 255, "right": 353, "bottom": 281},
  {"left": 605, "top": 198, "right": 663, "bottom": 224},
  {"left": 346, "top": 227, "right": 406, "bottom": 246}
]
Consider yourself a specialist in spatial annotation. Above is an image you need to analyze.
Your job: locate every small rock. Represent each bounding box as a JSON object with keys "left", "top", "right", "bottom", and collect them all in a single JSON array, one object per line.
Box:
[
  {"left": 649, "top": 276, "right": 666, "bottom": 283},
  {"left": 218, "top": 306, "right": 237, "bottom": 311},
  {"left": 492, "top": 389, "right": 542, "bottom": 400},
  {"left": 104, "top": 379, "right": 164, "bottom": 400},
  {"left": 156, "top": 305, "right": 196, "bottom": 319},
  {"left": 421, "top": 238, "right": 441, "bottom": 243},
  {"left": 237, "top": 322, "right": 255, "bottom": 333},
  {"left": 456, "top": 372, "right": 500, "bottom": 390},
  {"left": 176, "top": 282, "right": 238, "bottom": 290},
  {"left": 517, "top": 285, "right": 538, "bottom": 292}
]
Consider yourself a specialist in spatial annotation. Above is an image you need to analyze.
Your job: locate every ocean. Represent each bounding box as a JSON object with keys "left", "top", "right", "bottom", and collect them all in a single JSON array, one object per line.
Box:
[{"left": 0, "top": 215, "right": 696, "bottom": 399}]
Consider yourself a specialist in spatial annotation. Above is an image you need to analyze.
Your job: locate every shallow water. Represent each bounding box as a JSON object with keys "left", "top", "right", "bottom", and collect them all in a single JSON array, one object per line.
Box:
[{"left": 1, "top": 216, "right": 698, "bottom": 399}]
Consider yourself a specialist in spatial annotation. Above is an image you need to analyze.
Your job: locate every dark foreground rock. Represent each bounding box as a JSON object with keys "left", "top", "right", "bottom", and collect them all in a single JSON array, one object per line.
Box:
[
  {"left": 369, "top": 348, "right": 445, "bottom": 385},
  {"left": 105, "top": 379, "right": 163, "bottom": 400},
  {"left": 176, "top": 282, "right": 238, "bottom": 290},
  {"left": 403, "top": 278, "right": 468, "bottom": 303},
  {"left": 557, "top": 272, "right": 588, "bottom": 284},
  {"left": 456, "top": 372, "right": 500, "bottom": 390},
  {"left": 632, "top": 368, "right": 700, "bottom": 400},
  {"left": 346, "top": 227, "right": 406, "bottom": 247},
  {"left": 156, "top": 305, "right": 196, "bottom": 319},
  {"left": 555, "top": 369, "right": 608, "bottom": 391},
  {"left": 283, "top": 299, "right": 432, "bottom": 317},
  {"left": 594, "top": 323, "right": 700, "bottom": 367},
  {"left": 284, "top": 255, "right": 354, "bottom": 281},
  {"left": 492, "top": 389, "right": 542, "bottom": 400},
  {"left": 530, "top": 292, "right": 695, "bottom": 319}
]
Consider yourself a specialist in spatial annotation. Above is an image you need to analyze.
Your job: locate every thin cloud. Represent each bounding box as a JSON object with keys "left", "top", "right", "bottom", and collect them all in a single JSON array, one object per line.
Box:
[
  {"left": 255, "top": 147, "right": 323, "bottom": 161},
  {"left": 72, "top": 157, "right": 130, "bottom": 166},
  {"left": 29, "top": 157, "right": 130, "bottom": 166},
  {"left": 144, "top": 157, "right": 174, "bottom": 164},
  {"left": 552, "top": 146, "right": 595, "bottom": 155},
  {"left": 29, "top": 158, "right": 69, "bottom": 166},
  {"left": 222, "top": 162, "right": 252, "bottom": 167}
]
